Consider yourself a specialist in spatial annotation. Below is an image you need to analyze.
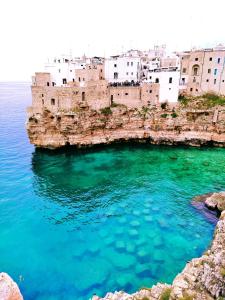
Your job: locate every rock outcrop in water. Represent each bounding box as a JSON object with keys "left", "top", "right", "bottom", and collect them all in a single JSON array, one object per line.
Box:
[
  {"left": 27, "top": 104, "right": 225, "bottom": 149},
  {"left": 92, "top": 192, "right": 225, "bottom": 300},
  {"left": 0, "top": 273, "right": 23, "bottom": 300}
]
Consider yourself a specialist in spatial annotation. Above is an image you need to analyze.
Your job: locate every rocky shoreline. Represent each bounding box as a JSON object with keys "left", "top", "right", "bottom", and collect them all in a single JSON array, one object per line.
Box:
[{"left": 1, "top": 192, "right": 225, "bottom": 300}]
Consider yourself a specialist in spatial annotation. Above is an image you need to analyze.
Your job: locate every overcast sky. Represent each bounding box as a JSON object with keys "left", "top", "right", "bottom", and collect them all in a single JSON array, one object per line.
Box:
[{"left": 1, "top": 0, "right": 225, "bottom": 81}]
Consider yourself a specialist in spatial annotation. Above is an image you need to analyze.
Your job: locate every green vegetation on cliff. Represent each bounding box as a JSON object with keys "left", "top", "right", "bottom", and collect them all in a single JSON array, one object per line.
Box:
[{"left": 179, "top": 92, "right": 225, "bottom": 109}]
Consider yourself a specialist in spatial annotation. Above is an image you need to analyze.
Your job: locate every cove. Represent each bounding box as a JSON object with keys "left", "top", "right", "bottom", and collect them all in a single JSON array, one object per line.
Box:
[{"left": 0, "top": 82, "right": 224, "bottom": 300}]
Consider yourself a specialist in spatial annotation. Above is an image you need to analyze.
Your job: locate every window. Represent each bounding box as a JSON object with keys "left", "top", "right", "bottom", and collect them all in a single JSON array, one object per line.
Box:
[
  {"left": 196, "top": 89, "right": 198, "bottom": 92},
  {"left": 214, "top": 69, "right": 217, "bottom": 76},
  {"left": 218, "top": 58, "right": 221, "bottom": 64},
  {"left": 127, "top": 62, "right": 129, "bottom": 66},
  {"left": 126, "top": 72, "right": 129, "bottom": 75},
  {"left": 42, "top": 99, "right": 44, "bottom": 105},
  {"left": 193, "top": 77, "right": 196, "bottom": 83},
  {"left": 195, "top": 58, "right": 198, "bottom": 61},
  {"left": 41, "top": 94, "right": 44, "bottom": 97},
  {"left": 62, "top": 78, "right": 67, "bottom": 84},
  {"left": 155, "top": 78, "right": 159, "bottom": 83},
  {"left": 131, "top": 62, "right": 133, "bottom": 66},
  {"left": 193, "top": 67, "right": 198, "bottom": 76},
  {"left": 58, "top": 69, "right": 61, "bottom": 73},
  {"left": 114, "top": 64, "right": 117, "bottom": 67},
  {"left": 51, "top": 98, "right": 55, "bottom": 105},
  {"left": 47, "top": 82, "right": 50, "bottom": 86},
  {"left": 114, "top": 72, "right": 118, "bottom": 79},
  {"left": 208, "top": 69, "right": 211, "bottom": 74},
  {"left": 131, "top": 72, "right": 133, "bottom": 75},
  {"left": 182, "top": 68, "right": 187, "bottom": 73},
  {"left": 214, "top": 79, "right": 217, "bottom": 84},
  {"left": 190, "top": 88, "right": 193, "bottom": 91},
  {"left": 206, "top": 79, "right": 209, "bottom": 82},
  {"left": 83, "top": 78, "right": 85, "bottom": 81},
  {"left": 125, "top": 92, "right": 128, "bottom": 96},
  {"left": 79, "top": 77, "right": 81, "bottom": 82},
  {"left": 182, "top": 78, "right": 185, "bottom": 84},
  {"left": 70, "top": 70, "right": 72, "bottom": 72},
  {"left": 52, "top": 82, "right": 55, "bottom": 86},
  {"left": 72, "top": 78, "right": 75, "bottom": 82},
  {"left": 149, "top": 76, "right": 152, "bottom": 79},
  {"left": 149, "top": 90, "right": 152, "bottom": 93},
  {"left": 169, "top": 77, "right": 172, "bottom": 83},
  {"left": 100, "top": 69, "right": 103, "bottom": 73},
  {"left": 169, "top": 88, "right": 171, "bottom": 90},
  {"left": 223, "top": 80, "right": 225, "bottom": 83},
  {"left": 209, "top": 57, "right": 212, "bottom": 61}
]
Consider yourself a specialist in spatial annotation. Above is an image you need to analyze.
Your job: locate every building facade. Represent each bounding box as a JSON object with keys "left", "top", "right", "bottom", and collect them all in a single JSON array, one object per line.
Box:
[{"left": 179, "top": 45, "right": 225, "bottom": 96}]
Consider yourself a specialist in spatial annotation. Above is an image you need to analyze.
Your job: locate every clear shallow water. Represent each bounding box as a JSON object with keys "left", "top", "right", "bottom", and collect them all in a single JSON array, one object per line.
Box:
[{"left": 0, "top": 82, "right": 224, "bottom": 299}]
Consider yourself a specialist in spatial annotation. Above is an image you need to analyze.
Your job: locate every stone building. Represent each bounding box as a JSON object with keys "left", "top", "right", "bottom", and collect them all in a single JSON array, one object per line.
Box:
[
  {"left": 179, "top": 44, "right": 225, "bottom": 96},
  {"left": 30, "top": 63, "right": 160, "bottom": 114}
]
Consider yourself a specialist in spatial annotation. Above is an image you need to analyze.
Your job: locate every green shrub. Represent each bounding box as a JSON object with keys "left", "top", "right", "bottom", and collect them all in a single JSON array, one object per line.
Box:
[
  {"left": 178, "top": 95, "right": 189, "bottom": 105},
  {"left": 100, "top": 107, "right": 112, "bottom": 115},
  {"left": 161, "top": 102, "right": 168, "bottom": 110},
  {"left": 171, "top": 112, "right": 178, "bottom": 118},
  {"left": 160, "top": 288, "right": 172, "bottom": 300},
  {"left": 161, "top": 113, "right": 168, "bottom": 118}
]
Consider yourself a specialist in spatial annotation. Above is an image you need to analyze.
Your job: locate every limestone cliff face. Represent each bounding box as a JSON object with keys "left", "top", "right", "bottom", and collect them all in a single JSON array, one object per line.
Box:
[
  {"left": 27, "top": 105, "right": 225, "bottom": 149},
  {"left": 93, "top": 193, "right": 225, "bottom": 300}
]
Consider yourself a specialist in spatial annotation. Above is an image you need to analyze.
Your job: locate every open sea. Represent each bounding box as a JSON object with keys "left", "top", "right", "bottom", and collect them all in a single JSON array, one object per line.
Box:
[{"left": 0, "top": 82, "right": 224, "bottom": 299}]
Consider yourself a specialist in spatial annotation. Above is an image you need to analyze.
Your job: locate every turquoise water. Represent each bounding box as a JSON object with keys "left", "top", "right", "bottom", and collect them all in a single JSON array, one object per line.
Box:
[{"left": 0, "top": 82, "right": 224, "bottom": 299}]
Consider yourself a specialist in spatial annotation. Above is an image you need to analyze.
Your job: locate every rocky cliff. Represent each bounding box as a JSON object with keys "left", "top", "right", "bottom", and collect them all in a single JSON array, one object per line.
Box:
[
  {"left": 92, "top": 192, "right": 225, "bottom": 300},
  {"left": 27, "top": 104, "right": 225, "bottom": 149}
]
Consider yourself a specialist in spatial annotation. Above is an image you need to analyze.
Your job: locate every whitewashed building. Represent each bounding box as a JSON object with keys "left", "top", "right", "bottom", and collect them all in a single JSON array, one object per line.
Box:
[
  {"left": 144, "top": 68, "right": 180, "bottom": 103},
  {"left": 104, "top": 55, "right": 141, "bottom": 83},
  {"left": 44, "top": 55, "right": 90, "bottom": 86}
]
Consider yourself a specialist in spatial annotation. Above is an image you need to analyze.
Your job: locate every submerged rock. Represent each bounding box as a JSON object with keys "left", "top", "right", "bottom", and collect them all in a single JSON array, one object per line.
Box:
[{"left": 92, "top": 193, "right": 225, "bottom": 300}]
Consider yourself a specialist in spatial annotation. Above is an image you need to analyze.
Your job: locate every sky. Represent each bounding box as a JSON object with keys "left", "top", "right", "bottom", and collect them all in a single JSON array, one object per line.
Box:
[{"left": 1, "top": 0, "right": 225, "bottom": 81}]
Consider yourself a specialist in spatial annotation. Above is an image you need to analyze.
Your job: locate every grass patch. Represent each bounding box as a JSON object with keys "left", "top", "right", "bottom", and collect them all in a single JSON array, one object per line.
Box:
[
  {"left": 100, "top": 107, "right": 112, "bottom": 115},
  {"left": 160, "top": 288, "right": 172, "bottom": 300},
  {"left": 178, "top": 292, "right": 194, "bottom": 300},
  {"left": 201, "top": 92, "right": 225, "bottom": 107},
  {"left": 220, "top": 267, "right": 225, "bottom": 277},
  {"left": 178, "top": 95, "right": 189, "bottom": 105}
]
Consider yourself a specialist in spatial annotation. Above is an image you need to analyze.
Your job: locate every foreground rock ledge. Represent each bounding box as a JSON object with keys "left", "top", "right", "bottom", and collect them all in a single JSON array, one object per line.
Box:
[
  {"left": 0, "top": 273, "right": 23, "bottom": 300},
  {"left": 93, "top": 192, "right": 225, "bottom": 300}
]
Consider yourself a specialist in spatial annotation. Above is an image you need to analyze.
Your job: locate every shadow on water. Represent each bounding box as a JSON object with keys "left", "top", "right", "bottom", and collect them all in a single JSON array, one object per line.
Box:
[{"left": 31, "top": 143, "right": 225, "bottom": 227}]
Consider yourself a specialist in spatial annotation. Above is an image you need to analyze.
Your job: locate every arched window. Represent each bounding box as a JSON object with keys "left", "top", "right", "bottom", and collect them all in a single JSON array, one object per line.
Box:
[{"left": 192, "top": 64, "right": 200, "bottom": 76}]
